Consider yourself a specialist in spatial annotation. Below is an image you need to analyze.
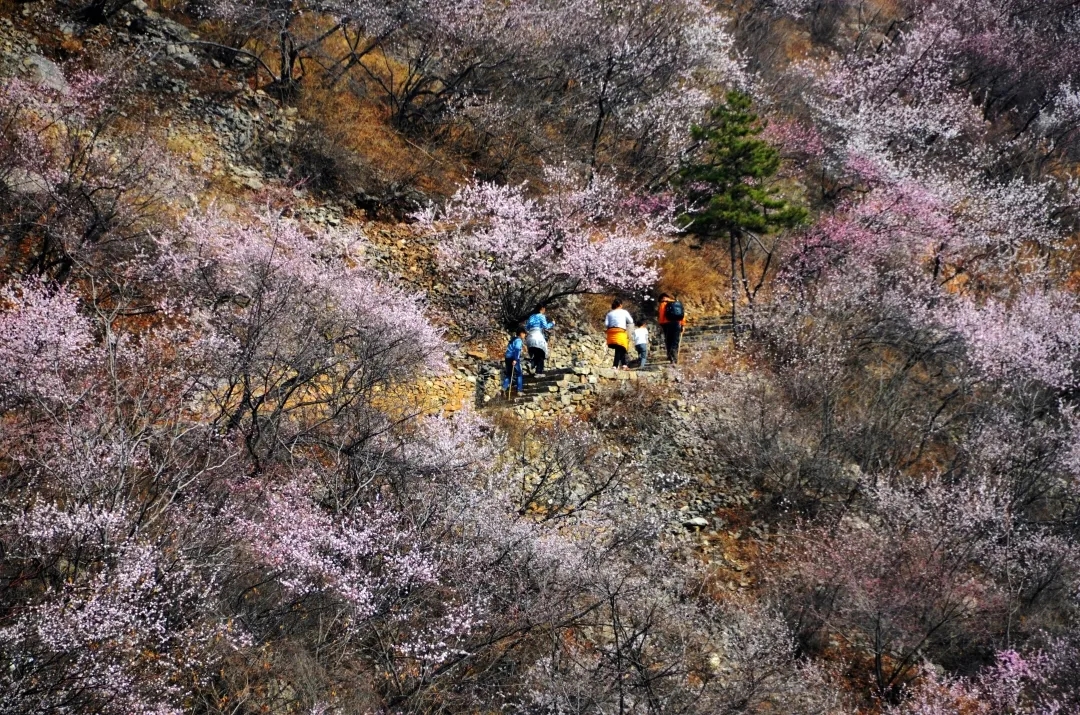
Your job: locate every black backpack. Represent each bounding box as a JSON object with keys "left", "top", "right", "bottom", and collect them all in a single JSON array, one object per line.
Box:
[{"left": 665, "top": 300, "right": 684, "bottom": 321}]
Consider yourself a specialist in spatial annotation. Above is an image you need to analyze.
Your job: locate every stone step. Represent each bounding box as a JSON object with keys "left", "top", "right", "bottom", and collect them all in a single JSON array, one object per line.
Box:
[
  {"left": 502, "top": 394, "right": 584, "bottom": 404},
  {"left": 679, "top": 346, "right": 723, "bottom": 353},
  {"left": 682, "top": 333, "right": 731, "bottom": 342},
  {"left": 686, "top": 314, "right": 734, "bottom": 325},
  {"left": 522, "top": 382, "right": 592, "bottom": 393},
  {"left": 682, "top": 334, "right": 729, "bottom": 341},
  {"left": 682, "top": 327, "right": 733, "bottom": 336},
  {"left": 519, "top": 369, "right": 573, "bottom": 381},
  {"left": 523, "top": 372, "right": 571, "bottom": 382},
  {"left": 521, "top": 379, "right": 577, "bottom": 390},
  {"left": 519, "top": 388, "right": 558, "bottom": 397},
  {"left": 529, "top": 367, "right": 575, "bottom": 376},
  {"left": 681, "top": 335, "right": 730, "bottom": 343}
]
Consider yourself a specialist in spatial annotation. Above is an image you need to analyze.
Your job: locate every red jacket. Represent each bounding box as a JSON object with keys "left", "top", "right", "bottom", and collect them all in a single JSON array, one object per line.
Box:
[{"left": 658, "top": 299, "right": 685, "bottom": 326}]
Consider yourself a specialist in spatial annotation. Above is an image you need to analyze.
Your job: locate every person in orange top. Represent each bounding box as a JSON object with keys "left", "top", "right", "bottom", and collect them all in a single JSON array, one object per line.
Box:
[{"left": 657, "top": 293, "right": 685, "bottom": 364}]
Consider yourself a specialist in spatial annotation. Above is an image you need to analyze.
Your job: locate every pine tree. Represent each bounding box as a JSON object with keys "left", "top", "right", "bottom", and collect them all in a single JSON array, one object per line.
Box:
[{"left": 678, "top": 91, "right": 807, "bottom": 328}]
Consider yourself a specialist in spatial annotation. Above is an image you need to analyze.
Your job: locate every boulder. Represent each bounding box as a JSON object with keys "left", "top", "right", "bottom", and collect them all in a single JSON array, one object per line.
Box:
[
  {"left": 22, "top": 54, "right": 67, "bottom": 93},
  {"left": 3, "top": 167, "right": 49, "bottom": 195}
]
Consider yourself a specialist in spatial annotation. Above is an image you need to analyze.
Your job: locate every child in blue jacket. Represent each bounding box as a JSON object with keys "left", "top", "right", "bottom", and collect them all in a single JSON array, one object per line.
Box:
[{"left": 503, "top": 326, "right": 527, "bottom": 395}]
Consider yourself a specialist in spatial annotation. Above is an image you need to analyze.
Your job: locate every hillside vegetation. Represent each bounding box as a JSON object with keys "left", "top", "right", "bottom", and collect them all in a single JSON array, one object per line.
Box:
[{"left": 2, "top": 0, "right": 1080, "bottom": 713}]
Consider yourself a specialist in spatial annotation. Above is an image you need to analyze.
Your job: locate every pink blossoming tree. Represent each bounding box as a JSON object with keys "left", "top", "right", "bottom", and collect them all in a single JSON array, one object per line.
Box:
[{"left": 418, "top": 168, "right": 667, "bottom": 333}]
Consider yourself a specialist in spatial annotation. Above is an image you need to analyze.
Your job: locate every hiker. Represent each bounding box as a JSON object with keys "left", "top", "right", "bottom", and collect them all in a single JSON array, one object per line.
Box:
[
  {"left": 633, "top": 317, "right": 649, "bottom": 368},
  {"left": 503, "top": 326, "right": 526, "bottom": 396},
  {"left": 605, "top": 299, "right": 635, "bottom": 370},
  {"left": 524, "top": 305, "right": 555, "bottom": 375},
  {"left": 658, "top": 293, "right": 685, "bottom": 364}
]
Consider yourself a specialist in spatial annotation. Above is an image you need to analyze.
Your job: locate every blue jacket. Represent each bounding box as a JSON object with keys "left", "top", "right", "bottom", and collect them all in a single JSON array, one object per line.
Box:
[
  {"left": 505, "top": 337, "right": 524, "bottom": 361},
  {"left": 525, "top": 313, "right": 555, "bottom": 332}
]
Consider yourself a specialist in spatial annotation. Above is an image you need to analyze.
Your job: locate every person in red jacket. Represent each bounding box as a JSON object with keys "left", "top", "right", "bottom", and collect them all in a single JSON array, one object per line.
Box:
[{"left": 657, "top": 293, "right": 685, "bottom": 364}]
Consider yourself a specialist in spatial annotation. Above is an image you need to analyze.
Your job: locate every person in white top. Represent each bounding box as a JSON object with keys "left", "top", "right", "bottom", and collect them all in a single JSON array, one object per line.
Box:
[
  {"left": 604, "top": 299, "right": 635, "bottom": 369},
  {"left": 632, "top": 318, "right": 649, "bottom": 368},
  {"left": 605, "top": 304, "right": 633, "bottom": 330}
]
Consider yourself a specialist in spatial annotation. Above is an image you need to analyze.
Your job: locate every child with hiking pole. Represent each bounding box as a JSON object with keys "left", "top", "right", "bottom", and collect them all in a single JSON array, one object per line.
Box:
[{"left": 503, "top": 325, "right": 527, "bottom": 398}]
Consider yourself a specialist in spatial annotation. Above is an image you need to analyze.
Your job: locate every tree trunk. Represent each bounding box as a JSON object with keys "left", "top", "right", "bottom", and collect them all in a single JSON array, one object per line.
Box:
[{"left": 730, "top": 230, "right": 738, "bottom": 343}]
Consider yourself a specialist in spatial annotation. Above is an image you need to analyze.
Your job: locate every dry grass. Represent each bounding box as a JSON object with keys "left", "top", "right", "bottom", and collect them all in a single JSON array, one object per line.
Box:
[
  {"left": 580, "top": 294, "right": 616, "bottom": 327},
  {"left": 679, "top": 343, "right": 754, "bottom": 378},
  {"left": 288, "top": 45, "right": 467, "bottom": 202},
  {"left": 298, "top": 85, "right": 441, "bottom": 193},
  {"left": 295, "top": 20, "right": 467, "bottom": 194},
  {"left": 656, "top": 241, "right": 730, "bottom": 314},
  {"left": 152, "top": 10, "right": 468, "bottom": 202}
]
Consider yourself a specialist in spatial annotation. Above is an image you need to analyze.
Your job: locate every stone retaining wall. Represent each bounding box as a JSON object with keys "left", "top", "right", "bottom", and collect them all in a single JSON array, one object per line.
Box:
[{"left": 475, "top": 364, "right": 668, "bottom": 420}]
